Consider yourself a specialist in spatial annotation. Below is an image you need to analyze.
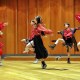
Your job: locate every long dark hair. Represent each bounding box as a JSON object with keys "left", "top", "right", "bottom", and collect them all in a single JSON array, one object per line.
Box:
[
  {"left": 64, "top": 23, "right": 70, "bottom": 27},
  {"left": 35, "top": 16, "right": 42, "bottom": 24}
]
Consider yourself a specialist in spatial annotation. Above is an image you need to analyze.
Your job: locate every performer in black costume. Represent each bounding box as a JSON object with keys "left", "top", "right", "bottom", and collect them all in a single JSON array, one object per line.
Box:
[{"left": 23, "top": 16, "right": 53, "bottom": 69}]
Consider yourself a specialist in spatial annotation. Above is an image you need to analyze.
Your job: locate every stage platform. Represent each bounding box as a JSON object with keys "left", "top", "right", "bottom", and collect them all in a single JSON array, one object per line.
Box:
[
  {"left": 3, "top": 54, "right": 80, "bottom": 61},
  {"left": 0, "top": 61, "right": 80, "bottom": 80}
]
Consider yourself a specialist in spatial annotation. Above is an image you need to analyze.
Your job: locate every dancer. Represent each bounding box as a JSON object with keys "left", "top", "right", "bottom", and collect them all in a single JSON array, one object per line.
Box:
[
  {"left": 23, "top": 16, "right": 53, "bottom": 69},
  {"left": 49, "top": 23, "right": 80, "bottom": 63},
  {"left": 0, "top": 22, "right": 8, "bottom": 66},
  {"left": 21, "top": 38, "right": 38, "bottom": 64},
  {"left": 0, "top": 42, "right": 4, "bottom": 66}
]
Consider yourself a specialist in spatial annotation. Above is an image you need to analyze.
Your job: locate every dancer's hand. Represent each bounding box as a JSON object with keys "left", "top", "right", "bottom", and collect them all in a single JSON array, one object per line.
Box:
[
  {"left": 3, "top": 22, "right": 8, "bottom": 26},
  {"left": 0, "top": 31, "right": 3, "bottom": 35}
]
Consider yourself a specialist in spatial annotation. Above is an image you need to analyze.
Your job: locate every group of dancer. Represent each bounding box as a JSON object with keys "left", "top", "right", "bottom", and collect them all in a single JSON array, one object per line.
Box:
[
  {"left": 21, "top": 15, "right": 80, "bottom": 69},
  {"left": 0, "top": 15, "right": 80, "bottom": 69}
]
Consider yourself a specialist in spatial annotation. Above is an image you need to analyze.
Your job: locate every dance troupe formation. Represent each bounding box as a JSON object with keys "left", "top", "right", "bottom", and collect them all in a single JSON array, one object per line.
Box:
[{"left": 0, "top": 14, "right": 80, "bottom": 69}]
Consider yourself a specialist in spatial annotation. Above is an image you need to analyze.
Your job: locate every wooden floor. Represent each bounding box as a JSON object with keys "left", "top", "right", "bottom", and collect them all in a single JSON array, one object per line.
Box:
[{"left": 0, "top": 61, "right": 80, "bottom": 80}]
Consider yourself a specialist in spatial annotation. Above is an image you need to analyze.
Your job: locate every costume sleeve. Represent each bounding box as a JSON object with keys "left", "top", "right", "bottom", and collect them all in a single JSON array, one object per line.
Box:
[
  {"left": 37, "top": 24, "right": 53, "bottom": 35},
  {"left": 75, "top": 27, "right": 80, "bottom": 30},
  {"left": 0, "top": 22, "right": 4, "bottom": 30},
  {"left": 71, "top": 27, "right": 80, "bottom": 33}
]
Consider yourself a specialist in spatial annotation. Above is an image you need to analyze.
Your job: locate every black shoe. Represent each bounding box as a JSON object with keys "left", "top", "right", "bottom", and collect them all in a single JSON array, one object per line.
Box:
[
  {"left": 77, "top": 48, "right": 79, "bottom": 52},
  {"left": 49, "top": 44, "right": 56, "bottom": 49},
  {"left": 67, "top": 58, "right": 71, "bottom": 64},
  {"left": 42, "top": 64, "right": 47, "bottom": 69},
  {"left": 67, "top": 62, "right": 71, "bottom": 64},
  {"left": 41, "top": 61, "right": 47, "bottom": 69},
  {"left": 55, "top": 56, "right": 61, "bottom": 61}
]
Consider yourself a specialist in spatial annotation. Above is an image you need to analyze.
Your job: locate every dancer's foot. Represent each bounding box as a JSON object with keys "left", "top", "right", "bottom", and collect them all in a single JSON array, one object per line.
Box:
[
  {"left": 23, "top": 50, "right": 28, "bottom": 53},
  {"left": 67, "top": 58, "right": 71, "bottom": 64},
  {"left": 21, "top": 39, "right": 26, "bottom": 42},
  {"left": 33, "top": 59, "right": 38, "bottom": 64},
  {"left": 49, "top": 44, "right": 56, "bottom": 49},
  {"left": 42, "top": 64, "right": 47, "bottom": 69},
  {"left": 41, "top": 61, "right": 47, "bottom": 69}
]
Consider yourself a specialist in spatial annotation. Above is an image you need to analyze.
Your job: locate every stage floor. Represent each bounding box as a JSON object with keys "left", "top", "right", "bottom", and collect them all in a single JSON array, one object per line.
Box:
[{"left": 0, "top": 61, "right": 80, "bottom": 80}]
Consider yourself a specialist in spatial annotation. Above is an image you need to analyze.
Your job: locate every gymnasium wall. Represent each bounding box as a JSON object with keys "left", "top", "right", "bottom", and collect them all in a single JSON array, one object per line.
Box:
[{"left": 0, "top": 0, "right": 80, "bottom": 54}]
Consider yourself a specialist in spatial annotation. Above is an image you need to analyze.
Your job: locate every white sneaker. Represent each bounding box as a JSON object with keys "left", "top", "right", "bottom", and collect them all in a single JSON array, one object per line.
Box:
[
  {"left": 55, "top": 56, "right": 61, "bottom": 60},
  {"left": 33, "top": 59, "right": 38, "bottom": 64}
]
